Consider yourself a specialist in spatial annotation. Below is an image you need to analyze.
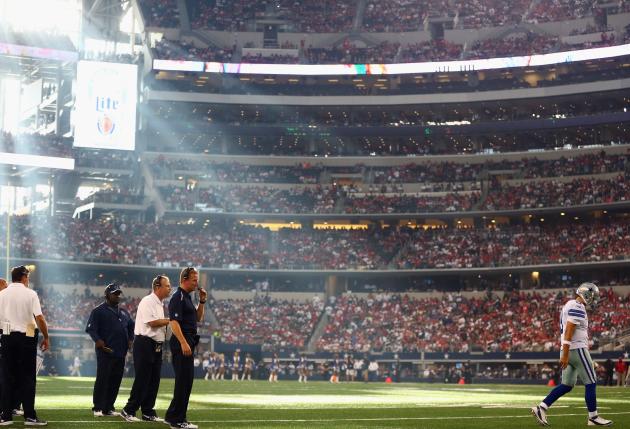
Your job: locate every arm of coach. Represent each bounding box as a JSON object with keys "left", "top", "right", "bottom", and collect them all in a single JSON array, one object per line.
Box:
[{"left": 32, "top": 291, "right": 49, "bottom": 351}]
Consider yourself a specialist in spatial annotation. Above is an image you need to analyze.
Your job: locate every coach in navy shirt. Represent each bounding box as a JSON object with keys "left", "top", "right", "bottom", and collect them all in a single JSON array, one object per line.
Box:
[
  {"left": 165, "top": 267, "right": 206, "bottom": 429},
  {"left": 86, "top": 283, "right": 134, "bottom": 417}
]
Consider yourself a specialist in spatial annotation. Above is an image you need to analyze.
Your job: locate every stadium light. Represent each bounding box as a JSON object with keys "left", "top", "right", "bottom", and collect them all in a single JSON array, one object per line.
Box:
[
  {"left": 0, "top": 78, "right": 20, "bottom": 133},
  {"left": 0, "top": 0, "right": 81, "bottom": 45}
]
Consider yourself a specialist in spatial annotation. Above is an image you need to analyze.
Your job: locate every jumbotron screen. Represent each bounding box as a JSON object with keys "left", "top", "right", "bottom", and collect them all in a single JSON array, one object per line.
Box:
[{"left": 73, "top": 61, "right": 138, "bottom": 151}]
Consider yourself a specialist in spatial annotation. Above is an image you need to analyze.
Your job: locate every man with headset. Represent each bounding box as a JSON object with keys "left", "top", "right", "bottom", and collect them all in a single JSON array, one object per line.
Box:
[
  {"left": 165, "top": 267, "right": 206, "bottom": 429},
  {"left": 120, "top": 275, "right": 171, "bottom": 423},
  {"left": 0, "top": 265, "right": 49, "bottom": 426},
  {"left": 0, "top": 276, "right": 24, "bottom": 418},
  {"left": 86, "top": 283, "right": 134, "bottom": 417}
]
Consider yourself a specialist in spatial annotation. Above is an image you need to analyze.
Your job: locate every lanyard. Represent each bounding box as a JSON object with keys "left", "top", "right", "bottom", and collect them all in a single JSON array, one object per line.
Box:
[{"left": 105, "top": 304, "right": 121, "bottom": 320}]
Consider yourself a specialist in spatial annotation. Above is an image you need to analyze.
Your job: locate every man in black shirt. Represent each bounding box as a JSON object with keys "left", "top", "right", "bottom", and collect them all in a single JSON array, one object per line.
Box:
[
  {"left": 86, "top": 283, "right": 134, "bottom": 417},
  {"left": 165, "top": 267, "right": 206, "bottom": 429},
  {"left": 604, "top": 358, "right": 614, "bottom": 386}
]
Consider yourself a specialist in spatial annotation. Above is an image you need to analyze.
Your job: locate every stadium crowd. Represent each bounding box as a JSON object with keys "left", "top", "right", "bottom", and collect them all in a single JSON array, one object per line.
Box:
[
  {"left": 3, "top": 216, "right": 630, "bottom": 270},
  {"left": 372, "top": 162, "right": 482, "bottom": 184},
  {"left": 150, "top": 32, "right": 628, "bottom": 65},
  {"left": 29, "top": 284, "right": 630, "bottom": 355},
  {"left": 82, "top": 187, "right": 145, "bottom": 205},
  {"left": 74, "top": 149, "right": 138, "bottom": 170},
  {"left": 399, "top": 40, "right": 463, "bottom": 62},
  {"left": 304, "top": 42, "right": 401, "bottom": 65},
  {"left": 151, "top": 154, "right": 630, "bottom": 186},
  {"left": 240, "top": 53, "right": 299, "bottom": 64},
  {"left": 37, "top": 287, "right": 142, "bottom": 331},
  {"left": 343, "top": 191, "right": 480, "bottom": 214},
  {"left": 139, "top": 0, "right": 179, "bottom": 27},
  {"left": 155, "top": 171, "right": 628, "bottom": 214},
  {"left": 397, "top": 221, "right": 630, "bottom": 269},
  {"left": 152, "top": 158, "right": 322, "bottom": 183},
  {"left": 317, "top": 288, "right": 630, "bottom": 353},
  {"left": 512, "top": 153, "right": 629, "bottom": 179},
  {"left": 268, "top": 227, "right": 405, "bottom": 270},
  {"left": 211, "top": 295, "right": 323, "bottom": 350},
  {"left": 141, "top": 0, "right": 628, "bottom": 34},
  {"left": 279, "top": 0, "right": 356, "bottom": 33},
  {"left": 527, "top": 0, "right": 596, "bottom": 23},
  {"left": 0, "top": 132, "right": 72, "bottom": 158},
  {"left": 467, "top": 34, "right": 560, "bottom": 59},
  {"left": 362, "top": 0, "right": 441, "bottom": 32},
  {"left": 455, "top": 0, "right": 531, "bottom": 28},
  {"left": 484, "top": 175, "right": 630, "bottom": 210},
  {"left": 149, "top": 96, "right": 629, "bottom": 126},
  {"left": 161, "top": 185, "right": 339, "bottom": 214},
  {"left": 153, "top": 38, "right": 235, "bottom": 62}
]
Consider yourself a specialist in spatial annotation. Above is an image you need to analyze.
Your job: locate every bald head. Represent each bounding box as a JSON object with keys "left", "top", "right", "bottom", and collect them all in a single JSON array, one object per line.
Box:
[{"left": 0, "top": 278, "right": 7, "bottom": 291}]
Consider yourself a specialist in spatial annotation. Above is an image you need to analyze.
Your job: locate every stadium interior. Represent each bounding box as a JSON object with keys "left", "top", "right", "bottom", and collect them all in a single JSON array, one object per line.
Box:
[{"left": 1, "top": 0, "right": 630, "bottom": 427}]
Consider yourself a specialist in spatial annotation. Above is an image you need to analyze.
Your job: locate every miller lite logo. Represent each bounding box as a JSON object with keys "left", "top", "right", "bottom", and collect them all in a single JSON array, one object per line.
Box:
[{"left": 95, "top": 96, "right": 119, "bottom": 136}]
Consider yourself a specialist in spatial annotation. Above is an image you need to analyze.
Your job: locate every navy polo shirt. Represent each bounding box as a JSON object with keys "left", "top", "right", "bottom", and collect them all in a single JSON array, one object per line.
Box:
[
  {"left": 86, "top": 302, "right": 134, "bottom": 358},
  {"left": 169, "top": 287, "right": 197, "bottom": 335}
]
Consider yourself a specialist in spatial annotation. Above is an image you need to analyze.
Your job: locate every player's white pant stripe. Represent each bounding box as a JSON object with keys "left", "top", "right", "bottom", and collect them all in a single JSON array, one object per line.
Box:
[
  {"left": 576, "top": 349, "right": 593, "bottom": 384},
  {"left": 581, "top": 348, "right": 597, "bottom": 384}
]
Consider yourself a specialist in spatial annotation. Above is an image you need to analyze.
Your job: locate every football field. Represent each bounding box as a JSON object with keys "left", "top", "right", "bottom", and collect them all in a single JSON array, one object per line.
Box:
[{"left": 33, "top": 377, "right": 630, "bottom": 428}]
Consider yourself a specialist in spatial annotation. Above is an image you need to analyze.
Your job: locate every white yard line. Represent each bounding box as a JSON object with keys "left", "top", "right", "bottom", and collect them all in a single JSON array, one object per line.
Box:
[{"left": 43, "top": 411, "right": 630, "bottom": 424}]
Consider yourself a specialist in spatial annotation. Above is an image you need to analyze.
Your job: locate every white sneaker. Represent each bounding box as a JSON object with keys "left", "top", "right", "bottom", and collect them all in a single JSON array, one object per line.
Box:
[
  {"left": 120, "top": 410, "right": 141, "bottom": 422},
  {"left": 588, "top": 415, "right": 613, "bottom": 426},
  {"left": 169, "top": 422, "right": 198, "bottom": 429},
  {"left": 93, "top": 411, "right": 104, "bottom": 417},
  {"left": 141, "top": 415, "right": 165, "bottom": 423},
  {"left": 531, "top": 406, "right": 549, "bottom": 426}
]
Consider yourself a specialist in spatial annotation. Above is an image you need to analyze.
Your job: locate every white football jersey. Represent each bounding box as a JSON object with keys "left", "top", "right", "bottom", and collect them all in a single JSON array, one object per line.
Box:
[{"left": 559, "top": 299, "right": 589, "bottom": 350}]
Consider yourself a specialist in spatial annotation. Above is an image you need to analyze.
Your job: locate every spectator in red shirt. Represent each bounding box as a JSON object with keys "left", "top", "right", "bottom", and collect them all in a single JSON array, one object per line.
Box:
[{"left": 615, "top": 357, "right": 627, "bottom": 387}]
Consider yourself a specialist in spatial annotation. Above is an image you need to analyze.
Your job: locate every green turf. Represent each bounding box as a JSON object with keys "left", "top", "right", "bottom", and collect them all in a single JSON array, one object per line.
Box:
[{"left": 29, "top": 377, "right": 630, "bottom": 428}]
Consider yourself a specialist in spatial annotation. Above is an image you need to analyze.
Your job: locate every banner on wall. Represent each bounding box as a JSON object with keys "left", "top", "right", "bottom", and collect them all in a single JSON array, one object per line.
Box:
[{"left": 153, "top": 43, "right": 630, "bottom": 76}]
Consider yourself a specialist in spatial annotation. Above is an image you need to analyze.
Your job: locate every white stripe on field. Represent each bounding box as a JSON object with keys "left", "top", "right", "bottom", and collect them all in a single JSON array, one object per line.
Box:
[
  {"left": 35, "top": 404, "right": 488, "bottom": 411},
  {"left": 43, "top": 410, "right": 630, "bottom": 424}
]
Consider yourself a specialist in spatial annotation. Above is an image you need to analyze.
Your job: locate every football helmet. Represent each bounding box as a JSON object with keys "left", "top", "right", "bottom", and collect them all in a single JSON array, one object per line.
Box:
[{"left": 576, "top": 282, "right": 600, "bottom": 309}]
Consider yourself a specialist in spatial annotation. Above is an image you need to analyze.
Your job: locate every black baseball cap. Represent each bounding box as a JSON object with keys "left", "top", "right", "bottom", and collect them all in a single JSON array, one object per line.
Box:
[{"left": 105, "top": 283, "right": 122, "bottom": 295}]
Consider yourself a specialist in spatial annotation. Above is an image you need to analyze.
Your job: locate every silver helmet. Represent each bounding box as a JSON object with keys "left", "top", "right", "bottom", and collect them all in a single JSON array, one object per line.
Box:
[{"left": 576, "top": 282, "right": 600, "bottom": 308}]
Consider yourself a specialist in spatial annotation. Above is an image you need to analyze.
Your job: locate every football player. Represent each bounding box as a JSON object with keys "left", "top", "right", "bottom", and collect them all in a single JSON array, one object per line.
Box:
[{"left": 531, "top": 283, "right": 612, "bottom": 426}]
